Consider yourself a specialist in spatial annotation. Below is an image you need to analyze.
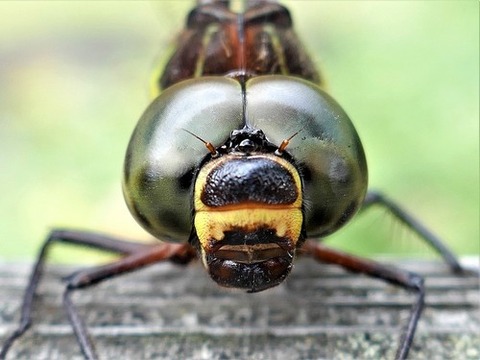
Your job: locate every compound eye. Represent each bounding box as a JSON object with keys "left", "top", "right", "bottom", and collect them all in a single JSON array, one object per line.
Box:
[
  {"left": 123, "top": 77, "right": 243, "bottom": 242},
  {"left": 245, "top": 76, "right": 368, "bottom": 236}
]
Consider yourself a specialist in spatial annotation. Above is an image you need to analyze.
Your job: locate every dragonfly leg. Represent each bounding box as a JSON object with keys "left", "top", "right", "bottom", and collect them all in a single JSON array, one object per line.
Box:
[
  {"left": 0, "top": 229, "right": 195, "bottom": 359},
  {"left": 362, "top": 190, "right": 467, "bottom": 274},
  {"left": 301, "top": 240, "right": 425, "bottom": 360},
  {"left": 62, "top": 242, "right": 196, "bottom": 360}
]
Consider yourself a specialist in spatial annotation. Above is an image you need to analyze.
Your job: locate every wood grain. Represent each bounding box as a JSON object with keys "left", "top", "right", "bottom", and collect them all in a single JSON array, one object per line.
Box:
[{"left": 0, "top": 258, "right": 478, "bottom": 359}]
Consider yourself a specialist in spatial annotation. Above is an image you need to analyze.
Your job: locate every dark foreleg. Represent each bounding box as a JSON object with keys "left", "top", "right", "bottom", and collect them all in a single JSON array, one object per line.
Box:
[
  {"left": 301, "top": 240, "right": 425, "bottom": 360},
  {"left": 362, "top": 190, "right": 465, "bottom": 274},
  {"left": 0, "top": 229, "right": 195, "bottom": 359}
]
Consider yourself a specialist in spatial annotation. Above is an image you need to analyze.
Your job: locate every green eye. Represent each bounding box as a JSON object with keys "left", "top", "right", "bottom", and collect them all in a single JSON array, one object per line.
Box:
[
  {"left": 124, "top": 75, "right": 367, "bottom": 242},
  {"left": 123, "top": 77, "right": 243, "bottom": 241},
  {"left": 245, "top": 76, "right": 368, "bottom": 235}
]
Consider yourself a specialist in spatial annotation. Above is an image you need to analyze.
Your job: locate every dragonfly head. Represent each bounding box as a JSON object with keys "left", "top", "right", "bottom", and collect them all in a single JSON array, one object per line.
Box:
[{"left": 123, "top": 76, "right": 368, "bottom": 292}]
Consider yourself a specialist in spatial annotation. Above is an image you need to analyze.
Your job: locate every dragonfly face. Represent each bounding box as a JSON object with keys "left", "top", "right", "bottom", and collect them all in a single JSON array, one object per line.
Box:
[{"left": 123, "top": 1, "right": 367, "bottom": 292}]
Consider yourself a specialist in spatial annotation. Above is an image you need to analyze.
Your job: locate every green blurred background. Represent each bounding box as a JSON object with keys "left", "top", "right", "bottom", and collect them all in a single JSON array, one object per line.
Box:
[{"left": 0, "top": 1, "right": 478, "bottom": 264}]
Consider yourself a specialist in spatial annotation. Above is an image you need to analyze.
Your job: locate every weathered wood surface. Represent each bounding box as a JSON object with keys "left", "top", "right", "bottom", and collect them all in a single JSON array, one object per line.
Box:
[{"left": 0, "top": 258, "right": 478, "bottom": 360}]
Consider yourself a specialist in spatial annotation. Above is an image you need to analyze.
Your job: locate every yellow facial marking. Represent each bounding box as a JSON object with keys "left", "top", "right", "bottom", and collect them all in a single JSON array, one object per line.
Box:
[{"left": 193, "top": 154, "right": 303, "bottom": 251}]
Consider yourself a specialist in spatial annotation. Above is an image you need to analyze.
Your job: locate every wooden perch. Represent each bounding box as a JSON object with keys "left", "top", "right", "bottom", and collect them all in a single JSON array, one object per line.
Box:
[{"left": 0, "top": 258, "right": 478, "bottom": 359}]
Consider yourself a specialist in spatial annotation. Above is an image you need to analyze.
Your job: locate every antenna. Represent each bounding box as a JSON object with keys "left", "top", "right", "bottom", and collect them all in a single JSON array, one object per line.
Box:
[
  {"left": 182, "top": 129, "right": 219, "bottom": 157},
  {"left": 275, "top": 130, "right": 302, "bottom": 156}
]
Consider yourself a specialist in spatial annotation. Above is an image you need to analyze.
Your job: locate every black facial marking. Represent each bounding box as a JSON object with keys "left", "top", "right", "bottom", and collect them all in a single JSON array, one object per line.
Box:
[{"left": 202, "top": 157, "right": 298, "bottom": 207}]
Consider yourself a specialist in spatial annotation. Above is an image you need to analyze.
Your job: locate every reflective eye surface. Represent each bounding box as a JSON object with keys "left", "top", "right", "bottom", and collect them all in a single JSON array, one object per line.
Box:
[
  {"left": 123, "top": 77, "right": 243, "bottom": 241},
  {"left": 124, "top": 74, "right": 367, "bottom": 242},
  {"left": 245, "top": 76, "right": 368, "bottom": 236}
]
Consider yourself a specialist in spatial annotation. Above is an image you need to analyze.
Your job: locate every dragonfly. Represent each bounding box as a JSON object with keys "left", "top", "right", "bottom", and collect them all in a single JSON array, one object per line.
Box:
[{"left": 1, "top": 1, "right": 470, "bottom": 359}]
